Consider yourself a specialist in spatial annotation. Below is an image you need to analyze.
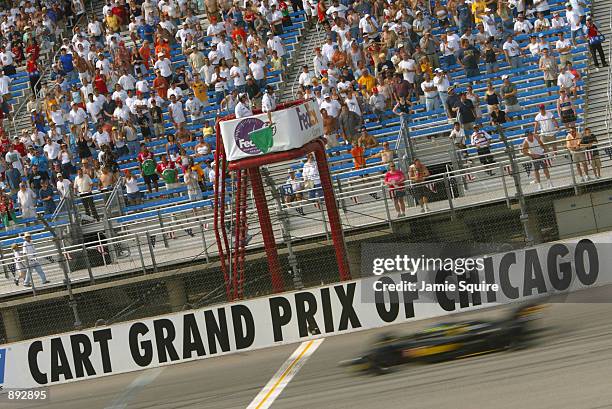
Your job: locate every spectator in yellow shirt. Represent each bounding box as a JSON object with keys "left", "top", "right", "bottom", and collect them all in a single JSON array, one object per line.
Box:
[
  {"left": 105, "top": 11, "right": 120, "bottom": 32},
  {"left": 192, "top": 73, "right": 208, "bottom": 105},
  {"left": 357, "top": 69, "right": 376, "bottom": 95},
  {"left": 471, "top": 0, "right": 487, "bottom": 24},
  {"left": 419, "top": 56, "right": 433, "bottom": 78}
]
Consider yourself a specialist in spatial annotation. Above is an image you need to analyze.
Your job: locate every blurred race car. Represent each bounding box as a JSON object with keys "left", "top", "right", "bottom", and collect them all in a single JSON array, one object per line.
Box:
[{"left": 341, "top": 303, "right": 546, "bottom": 374}]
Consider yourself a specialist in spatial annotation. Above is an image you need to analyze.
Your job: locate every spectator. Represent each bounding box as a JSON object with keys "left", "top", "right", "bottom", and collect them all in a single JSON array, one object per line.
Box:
[
  {"left": 74, "top": 167, "right": 99, "bottom": 221},
  {"left": 521, "top": 130, "right": 553, "bottom": 190},
  {"left": 371, "top": 141, "right": 395, "bottom": 166},
  {"left": 408, "top": 158, "right": 430, "bottom": 213},
  {"left": 10, "top": 243, "right": 25, "bottom": 285},
  {"left": 585, "top": 16, "right": 608, "bottom": 68},
  {"left": 38, "top": 179, "right": 56, "bottom": 214},
  {"left": 17, "top": 182, "right": 37, "bottom": 220},
  {"left": 302, "top": 153, "right": 321, "bottom": 201},
  {"left": 502, "top": 34, "right": 521, "bottom": 69},
  {"left": 470, "top": 124, "right": 495, "bottom": 175},
  {"left": 137, "top": 143, "right": 159, "bottom": 193},
  {"left": 449, "top": 121, "right": 468, "bottom": 161},
  {"left": 384, "top": 162, "right": 407, "bottom": 217},
  {"left": 22, "top": 232, "right": 49, "bottom": 287},
  {"left": 581, "top": 127, "right": 601, "bottom": 179},
  {"left": 539, "top": 48, "right": 559, "bottom": 95},
  {"left": 157, "top": 155, "right": 180, "bottom": 193},
  {"left": 557, "top": 65, "right": 577, "bottom": 98},
  {"left": 557, "top": 89, "right": 577, "bottom": 129},
  {"left": 453, "top": 92, "right": 477, "bottom": 134},
  {"left": 566, "top": 126, "right": 589, "bottom": 182},
  {"left": 56, "top": 173, "right": 72, "bottom": 198},
  {"left": 235, "top": 92, "right": 253, "bottom": 118},
  {"left": 500, "top": 75, "right": 521, "bottom": 118}
]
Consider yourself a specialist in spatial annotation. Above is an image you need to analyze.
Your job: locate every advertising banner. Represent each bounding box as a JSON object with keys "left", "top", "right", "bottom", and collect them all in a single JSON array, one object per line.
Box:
[
  {"left": 219, "top": 100, "right": 323, "bottom": 161},
  {"left": 1, "top": 233, "right": 610, "bottom": 390}
]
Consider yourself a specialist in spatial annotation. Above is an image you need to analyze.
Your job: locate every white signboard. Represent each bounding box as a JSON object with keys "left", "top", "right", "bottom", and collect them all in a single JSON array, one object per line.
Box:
[
  {"left": 0, "top": 233, "right": 609, "bottom": 389},
  {"left": 219, "top": 100, "right": 324, "bottom": 161}
]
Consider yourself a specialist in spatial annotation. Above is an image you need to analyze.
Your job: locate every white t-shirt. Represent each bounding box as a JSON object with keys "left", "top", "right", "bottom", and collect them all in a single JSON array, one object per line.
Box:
[
  {"left": 421, "top": 80, "right": 438, "bottom": 98},
  {"left": 320, "top": 99, "right": 341, "bottom": 118},
  {"left": 249, "top": 61, "right": 266, "bottom": 80},
  {"left": 398, "top": 59, "right": 417, "bottom": 83},
  {"left": 535, "top": 111, "right": 555, "bottom": 134},
  {"left": 235, "top": 101, "right": 253, "bottom": 118},
  {"left": 154, "top": 58, "right": 173, "bottom": 77},
  {"left": 230, "top": 66, "right": 246, "bottom": 87},
  {"left": 503, "top": 40, "right": 520, "bottom": 57},
  {"left": 169, "top": 101, "right": 186, "bottom": 123}
]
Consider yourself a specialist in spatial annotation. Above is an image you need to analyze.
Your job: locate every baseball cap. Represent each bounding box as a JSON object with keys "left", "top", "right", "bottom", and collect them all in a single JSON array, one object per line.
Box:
[
  {"left": 501, "top": 74, "right": 509, "bottom": 80},
  {"left": 538, "top": 104, "right": 546, "bottom": 109},
  {"left": 24, "top": 232, "right": 31, "bottom": 238},
  {"left": 323, "top": 93, "right": 331, "bottom": 98},
  {"left": 57, "top": 172, "right": 63, "bottom": 177},
  {"left": 288, "top": 168, "right": 296, "bottom": 173}
]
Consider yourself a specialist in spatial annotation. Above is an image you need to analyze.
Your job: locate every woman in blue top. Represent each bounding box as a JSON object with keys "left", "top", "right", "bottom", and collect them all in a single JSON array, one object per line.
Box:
[{"left": 166, "top": 134, "right": 181, "bottom": 162}]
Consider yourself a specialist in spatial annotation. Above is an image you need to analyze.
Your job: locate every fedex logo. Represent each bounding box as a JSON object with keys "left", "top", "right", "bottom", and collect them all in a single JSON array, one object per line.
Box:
[
  {"left": 0, "top": 348, "right": 6, "bottom": 384},
  {"left": 295, "top": 104, "right": 319, "bottom": 131}
]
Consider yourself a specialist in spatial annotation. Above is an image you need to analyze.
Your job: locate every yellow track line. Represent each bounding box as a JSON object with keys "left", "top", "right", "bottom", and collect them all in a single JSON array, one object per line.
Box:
[{"left": 255, "top": 340, "right": 315, "bottom": 409}]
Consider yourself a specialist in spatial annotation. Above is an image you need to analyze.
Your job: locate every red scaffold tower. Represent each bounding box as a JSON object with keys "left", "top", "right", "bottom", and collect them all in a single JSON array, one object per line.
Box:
[{"left": 213, "top": 100, "right": 351, "bottom": 301}]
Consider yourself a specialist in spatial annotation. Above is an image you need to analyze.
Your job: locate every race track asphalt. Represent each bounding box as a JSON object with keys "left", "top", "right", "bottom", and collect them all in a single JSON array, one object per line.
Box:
[{"left": 7, "top": 285, "right": 612, "bottom": 409}]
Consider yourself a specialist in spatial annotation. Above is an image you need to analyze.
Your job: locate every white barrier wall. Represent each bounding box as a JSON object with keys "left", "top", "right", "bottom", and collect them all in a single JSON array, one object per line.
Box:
[{"left": 0, "top": 233, "right": 610, "bottom": 389}]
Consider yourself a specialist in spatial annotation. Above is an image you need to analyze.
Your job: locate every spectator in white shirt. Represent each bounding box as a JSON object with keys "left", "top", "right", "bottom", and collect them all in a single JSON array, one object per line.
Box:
[
  {"left": 320, "top": 94, "right": 341, "bottom": 118},
  {"left": 235, "top": 93, "right": 253, "bottom": 118},
  {"left": 262, "top": 86, "right": 277, "bottom": 122},
  {"left": 551, "top": 11, "right": 568, "bottom": 28},
  {"left": 168, "top": 94, "right": 186, "bottom": 126},
  {"left": 557, "top": 67, "right": 577, "bottom": 98},
  {"left": 298, "top": 65, "right": 315, "bottom": 88},
  {"left": 56, "top": 173, "right": 72, "bottom": 198},
  {"left": 514, "top": 13, "right": 534, "bottom": 34}
]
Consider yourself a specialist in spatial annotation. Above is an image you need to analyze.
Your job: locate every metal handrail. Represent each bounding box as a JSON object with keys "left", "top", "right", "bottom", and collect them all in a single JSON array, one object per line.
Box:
[{"left": 104, "top": 176, "right": 125, "bottom": 210}]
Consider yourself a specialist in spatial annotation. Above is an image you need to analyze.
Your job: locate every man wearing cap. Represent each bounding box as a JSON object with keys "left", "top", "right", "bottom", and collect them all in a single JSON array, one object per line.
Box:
[
  {"left": 421, "top": 73, "right": 439, "bottom": 111},
  {"left": 56, "top": 172, "right": 72, "bottom": 198},
  {"left": 299, "top": 65, "right": 315, "bottom": 88},
  {"left": 551, "top": 11, "right": 568, "bottom": 29},
  {"left": 359, "top": 14, "right": 379, "bottom": 40},
  {"left": 500, "top": 75, "right": 521, "bottom": 117},
  {"left": 235, "top": 93, "right": 253, "bottom": 118},
  {"left": 565, "top": 3, "right": 583, "bottom": 45},
  {"left": 155, "top": 53, "right": 173, "bottom": 83},
  {"left": 22, "top": 233, "right": 49, "bottom": 287},
  {"left": 514, "top": 13, "right": 534, "bottom": 34},
  {"left": 320, "top": 93, "right": 341, "bottom": 118},
  {"left": 470, "top": 124, "right": 495, "bottom": 175},
  {"left": 522, "top": 130, "right": 553, "bottom": 190},
  {"left": 434, "top": 69, "right": 451, "bottom": 110}
]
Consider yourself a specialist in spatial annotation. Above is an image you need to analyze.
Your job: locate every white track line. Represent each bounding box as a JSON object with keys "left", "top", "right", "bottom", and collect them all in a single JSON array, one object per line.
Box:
[
  {"left": 247, "top": 338, "right": 325, "bottom": 409},
  {"left": 104, "top": 367, "right": 165, "bottom": 409}
]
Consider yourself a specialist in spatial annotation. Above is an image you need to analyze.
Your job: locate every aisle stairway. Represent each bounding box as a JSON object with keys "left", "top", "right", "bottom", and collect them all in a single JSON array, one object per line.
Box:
[
  {"left": 586, "top": 1, "right": 612, "bottom": 138},
  {"left": 279, "top": 23, "right": 327, "bottom": 102}
]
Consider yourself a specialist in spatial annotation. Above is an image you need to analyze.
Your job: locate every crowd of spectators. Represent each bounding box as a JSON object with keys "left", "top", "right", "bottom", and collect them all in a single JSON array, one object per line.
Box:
[
  {"left": 0, "top": 0, "right": 310, "bottom": 232},
  {"left": 283, "top": 0, "right": 603, "bottom": 210},
  {"left": 0, "top": 0, "right": 605, "bottom": 229}
]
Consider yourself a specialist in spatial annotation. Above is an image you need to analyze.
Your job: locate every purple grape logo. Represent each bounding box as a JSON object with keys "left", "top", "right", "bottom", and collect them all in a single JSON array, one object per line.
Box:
[{"left": 234, "top": 117, "right": 275, "bottom": 155}]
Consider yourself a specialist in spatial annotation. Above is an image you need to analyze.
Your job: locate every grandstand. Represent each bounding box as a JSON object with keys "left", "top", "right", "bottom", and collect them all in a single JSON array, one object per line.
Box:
[{"left": 0, "top": 0, "right": 611, "bottom": 314}]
